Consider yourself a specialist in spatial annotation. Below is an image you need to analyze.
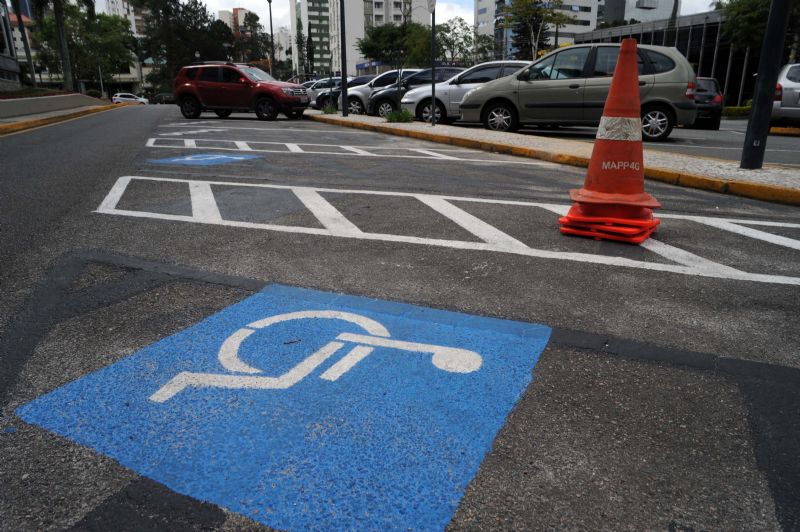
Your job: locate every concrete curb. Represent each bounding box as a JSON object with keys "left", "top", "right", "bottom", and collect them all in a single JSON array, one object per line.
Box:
[
  {"left": 309, "top": 114, "right": 800, "bottom": 207},
  {"left": 770, "top": 126, "right": 800, "bottom": 137},
  {"left": 0, "top": 103, "right": 129, "bottom": 136}
]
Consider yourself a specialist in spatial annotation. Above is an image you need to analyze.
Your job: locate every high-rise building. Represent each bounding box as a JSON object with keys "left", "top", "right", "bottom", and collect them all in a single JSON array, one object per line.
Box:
[
  {"left": 232, "top": 7, "right": 254, "bottom": 34},
  {"left": 599, "top": 0, "right": 680, "bottom": 25},
  {"left": 105, "top": 0, "right": 148, "bottom": 36},
  {"left": 218, "top": 10, "right": 233, "bottom": 29},
  {"left": 327, "top": 0, "right": 429, "bottom": 76},
  {"left": 276, "top": 26, "right": 292, "bottom": 61},
  {"left": 290, "top": 0, "right": 332, "bottom": 76},
  {"left": 475, "top": 0, "right": 495, "bottom": 37}
]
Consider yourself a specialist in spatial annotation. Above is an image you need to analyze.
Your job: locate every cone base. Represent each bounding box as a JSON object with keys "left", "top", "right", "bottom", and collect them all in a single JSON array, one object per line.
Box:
[
  {"left": 569, "top": 188, "right": 661, "bottom": 209},
  {"left": 559, "top": 222, "right": 657, "bottom": 244}
]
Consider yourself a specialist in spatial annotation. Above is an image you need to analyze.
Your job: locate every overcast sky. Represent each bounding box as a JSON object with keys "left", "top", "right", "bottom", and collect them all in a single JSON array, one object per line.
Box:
[{"left": 101, "top": 0, "right": 715, "bottom": 36}]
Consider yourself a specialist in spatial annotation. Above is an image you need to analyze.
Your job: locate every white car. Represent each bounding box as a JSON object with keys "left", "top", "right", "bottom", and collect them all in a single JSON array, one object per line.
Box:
[
  {"left": 773, "top": 63, "right": 800, "bottom": 126},
  {"left": 400, "top": 61, "right": 529, "bottom": 123},
  {"left": 345, "top": 69, "right": 420, "bottom": 114},
  {"left": 112, "top": 93, "right": 148, "bottom": 104}
]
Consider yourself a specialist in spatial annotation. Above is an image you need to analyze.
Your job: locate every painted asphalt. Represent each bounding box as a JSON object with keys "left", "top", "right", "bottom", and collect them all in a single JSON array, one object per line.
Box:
[{"left": 1, "top": 105, "right": 799, "bottom": 530}]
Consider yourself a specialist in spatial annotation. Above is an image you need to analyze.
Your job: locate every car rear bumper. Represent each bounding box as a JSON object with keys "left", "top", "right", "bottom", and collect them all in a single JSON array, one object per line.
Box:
[{"left": 772, "top": 101, "right": 800, "bottom": 120}]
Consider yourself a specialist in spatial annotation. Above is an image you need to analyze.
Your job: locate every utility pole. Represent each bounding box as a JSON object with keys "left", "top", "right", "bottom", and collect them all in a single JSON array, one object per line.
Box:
[
  {"left": 429, "top": 0, "right": 436, "bottom": 125},
  {"left": 339, "top": 0, "right": 348, "bottom": 116},
  {"left": 741, "top": 0, "right": 792, "bottom": 169},
  {"left": 267, "top": 0, "right": 275, "bottom": 76}
]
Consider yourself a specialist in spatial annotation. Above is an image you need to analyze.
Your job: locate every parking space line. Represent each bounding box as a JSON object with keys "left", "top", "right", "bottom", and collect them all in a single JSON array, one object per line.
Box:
[
  {"left": 293, "top": 187, "right": 364, "bottom": 236},
  {"left": 411, "top": 149, "right": 460, "bottom": 160},
  {"left": 189, "top": 182, "right": 223, "bottom": 223},
  {"left": 690, "top": 218, "right": 800, "bottom": 251},
  {"left": 416, "top": 195, "right": 529, "bottom": 250},
  {"left": 96, "top": 176, "right": 800, "bottom": 286},
  {"left": 285, "top": 143, "right": 304, "bottom": 153},
  {"left": 162, "top": 123, "right": 374, "bottom": 134},
  {"left": 341, "top": 146, "right": 375, "bottom": 156},
  {"left": 234, "top": 141, "right": 252, "bottom": 151}
]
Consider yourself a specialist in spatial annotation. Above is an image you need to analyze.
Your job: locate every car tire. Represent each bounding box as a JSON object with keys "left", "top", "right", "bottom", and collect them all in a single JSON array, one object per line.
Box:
[
  {"left": 179, "top": 96, "right": 202, "bottom": 119},
  {"left": 707, "top": 113, "right": 721, "bottom": 131},
  {"left": 348, "top": 97, "right": 364, "bottom": 114},
  {"left": 318, "top": 96, "right": 329, "bottom": 109},
  {"left": 482, "top": 101, "right": 519, "bottom": 132},
  {"left": 376, "top": 100, "right": 395, "bottom": 118},
  {"left": 214, "top": 110, "right": 232, "bottom": 118},
  {"left": 287, "top": 110, "right": 304, "bottom": 119},
  {"left": 416, "top": 100, "right": 447, "bottom": 124},
  {"left": 641, "top": 105, "right": 675, "bottom": 141},
  {"left": 255, "top": 97, "right": 278, "bottom": 121}
]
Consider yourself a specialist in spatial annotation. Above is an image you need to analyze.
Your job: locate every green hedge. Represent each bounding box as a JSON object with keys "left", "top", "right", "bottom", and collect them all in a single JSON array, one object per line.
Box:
[{"left": 723, "top": 106, "right": 751, "bottom": 117}]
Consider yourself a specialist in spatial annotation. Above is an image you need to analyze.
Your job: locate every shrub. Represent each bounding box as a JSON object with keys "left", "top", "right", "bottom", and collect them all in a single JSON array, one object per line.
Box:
[
  {"left": 86, "top": 89, "right": 102, "bottom": 98},
  {"left": 385, "top": 108, "right": 414, "bottom": 123},
  {"left": 723, "top": 106, "right": 751, "bottom": 117},
  {"left": 322, "top": 104, "right": 337, "bottom": 114}
]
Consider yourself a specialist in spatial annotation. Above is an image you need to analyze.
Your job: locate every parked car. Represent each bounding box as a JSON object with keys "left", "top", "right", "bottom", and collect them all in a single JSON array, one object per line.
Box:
[
  {"left": 316, "top": 75, "right": 375, "bottom": 109},
  {"left": 173, "top": 62, "right": 309, "bottom": 120},
  {"left": 458, "top": 44, "right": 697, "bottom": 141},
  {"left": 693, "top": 77, "right": 723, "bottom": 130},
  {"left": 367, "top": 67, "right": 464, "bottom": 117},
  {"left": 306, "top": 77, "right": 341, "bottom": 108},
  {"left": 400, "top": 61, "right": 530, "bottom": 123},
  {"left": 151, "top": 92, "right": 175, "bottom": 104},
  {"left": 341, "top": 69, "right": 421, "bottom": 114},
  {"left": 112, "top": 92, "right": 148, "bottom": 104},
  {"left": 772, "top": 63, "right": 800, "bottom": 126}
]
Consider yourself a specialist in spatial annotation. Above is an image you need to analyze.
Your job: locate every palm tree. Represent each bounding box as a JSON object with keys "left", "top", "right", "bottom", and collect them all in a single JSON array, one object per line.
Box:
[{"left": 32, "top": 0, "right": 95, "bottom": 91}]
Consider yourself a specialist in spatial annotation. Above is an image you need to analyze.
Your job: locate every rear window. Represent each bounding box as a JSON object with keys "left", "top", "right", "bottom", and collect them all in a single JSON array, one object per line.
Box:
[
  {"left": 644, "top": 50, "right": 676, "bottom": 74},
  {"left": 786, "top": 65, "right": 800, "bottom": 83},
  {"left": 199, "top": 67, "right": 220, "bottom": 81},
  {"left": 184, "top": 68, "right": 198, "bottom": 80},
  {"left": 593, "top": 47, "right": 645, "bottom": 76},
  {"left": 696, "top": 78, "right": 719, "bottom": 93}
]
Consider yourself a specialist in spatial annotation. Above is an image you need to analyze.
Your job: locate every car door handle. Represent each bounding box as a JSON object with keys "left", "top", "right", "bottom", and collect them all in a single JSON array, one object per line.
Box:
[
  {"left": 569, "top": 84, "right": 580, "bottom": 89},
  {"left": 639, "top": 81, "right": 646, "bottom": 86}
]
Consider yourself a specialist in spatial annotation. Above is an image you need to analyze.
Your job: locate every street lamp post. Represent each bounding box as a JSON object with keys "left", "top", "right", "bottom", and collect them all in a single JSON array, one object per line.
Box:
[
  {"left": 267, "top": 0, "right": 275, "bottom": 76},
  {"left": 428, "top": 0, "right": 436, "bottom": 126}
]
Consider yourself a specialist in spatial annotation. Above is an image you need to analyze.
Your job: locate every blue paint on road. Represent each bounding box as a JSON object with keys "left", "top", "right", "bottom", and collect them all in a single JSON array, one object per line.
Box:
[
  {"left": 17, "top": 285, "right": 550, "bottom": 530},
  {"left": 147, "top": 153, "right": 261, "bottom": 166}
]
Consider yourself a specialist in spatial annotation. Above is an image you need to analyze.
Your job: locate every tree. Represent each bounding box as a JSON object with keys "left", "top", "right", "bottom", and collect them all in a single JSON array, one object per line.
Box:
[
  {"left": 722, "top": 0, "right": 800, "bottom": 51},
  {"left": 437, "top": 17, "right": 472, "bottom": 64},
  {"left": 472, "top": 32, "right": 495, "bottom": 65},
  {"left": 32, "top": 0, "right": 95, "bottom": 90},
  {"left": 295, "top": 23, "right": 306, "bottom": 74},
  {"left": 504, "top": 0, "right": 548, "bottom": 60},
  {"left": 357, "top": 22, "right": 431, "bottom": 67},
  {"left": 35, "top": 6, "right": 133, "bottom": 90},
  {"left": 306, "top": 32, "right": 315, "bottom": 74}
]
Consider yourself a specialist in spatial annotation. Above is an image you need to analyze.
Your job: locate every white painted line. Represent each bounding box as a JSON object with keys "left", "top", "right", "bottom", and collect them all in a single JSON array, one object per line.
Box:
[
  {"left": 184, "top": 139, "right": 197, "bottom": 148},
  {"left": 416, "top": 195, "right": 529, "bottom": 250},
  {"left": 285, "top": 143, "right": 304, "bottom": 153},
  {"left": 162, "top": 124, "right": 373, "bottom": 134},
  {"left": 189, "top": 182, "right": 223, "bottom": 223},
  {"left": 640, "top": 239, "right": 741, "bottom": 273},
  {"left": 692, "top": 218, "right": 800, "bottom": 251},
  {"left": 292, "top": 188, "right": 364, "bottom": 236},
  {"left": 341, "top": 146, "right": 375, "bottom": 156},
  {"left": 145, "top": 138, "right": 157, "bottom": 147},
  {"left": 235, "top": 141, "right": 253, "bottom": 151},
  {"left": 410, "top": 149, "right": 460, "bottom": 160},
  {"left": 97, "top": 176, "right": 800, "bottom": 286}
]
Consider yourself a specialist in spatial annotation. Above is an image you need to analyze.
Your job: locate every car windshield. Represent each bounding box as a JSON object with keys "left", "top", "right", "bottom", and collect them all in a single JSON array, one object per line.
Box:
[
  {"left": 697, "top": 78, "right": 719, "bottom": 93},
  {"left": 240, "top": 66, "right": 276, "bottom": 82}
]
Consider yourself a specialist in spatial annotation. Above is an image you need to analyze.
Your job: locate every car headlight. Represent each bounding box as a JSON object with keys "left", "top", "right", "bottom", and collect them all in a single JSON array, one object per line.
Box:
[{"left": 281, "top": 88, "right": 295, "bottom": 96}]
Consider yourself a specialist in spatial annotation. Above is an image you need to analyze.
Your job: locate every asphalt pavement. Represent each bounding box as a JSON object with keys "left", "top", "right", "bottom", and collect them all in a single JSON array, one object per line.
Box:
[{"left": 1, "top": 105, "right": 798, "bottom": 531}]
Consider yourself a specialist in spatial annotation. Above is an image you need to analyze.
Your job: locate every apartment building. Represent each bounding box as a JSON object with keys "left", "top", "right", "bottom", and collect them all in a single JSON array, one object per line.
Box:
[
  {"left": 290, "top": 0, "right": 332, "bottom": 75},
  {"left": 218, "top": 10, "right": 233, "bottom": 29},
  {"left": 599, "top": 0, "right": 680, "bottom": 25},
  {"left": 475, "top": 0, "right": 495, "bottom": 38},
  {"left": 327, "top": 0, "right": 429, "bottom": 76},
  {"left": 105, "top": 0, "right": 147, "bottom": 36},
  {"left": 276, "top": 26, "right": 292, "bottom": 61}
]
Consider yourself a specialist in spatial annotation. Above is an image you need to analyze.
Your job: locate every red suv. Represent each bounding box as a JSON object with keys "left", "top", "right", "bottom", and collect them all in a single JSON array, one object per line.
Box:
[{"left": 174, "top": 62, "right": 309, "bottom": 120}]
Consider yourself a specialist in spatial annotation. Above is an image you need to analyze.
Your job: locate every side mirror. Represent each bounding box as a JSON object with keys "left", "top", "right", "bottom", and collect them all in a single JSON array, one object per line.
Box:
[
  {"left": 239, "top": 77, "right": 248, "bottom": 84},
  {"left": 451, "top": 77, "right": 460, "bottom": 85},
  {"left": 517, "top": 71, "right": 529, "bottom": 82}
]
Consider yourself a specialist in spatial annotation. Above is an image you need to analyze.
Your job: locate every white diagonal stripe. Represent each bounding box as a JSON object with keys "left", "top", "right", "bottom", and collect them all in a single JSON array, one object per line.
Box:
[
  {"left": 293, "top": 188, "right": 363, "bottom": 236},
  {"left": 189, "top": 182, "right": 223, "bottom": 222}
]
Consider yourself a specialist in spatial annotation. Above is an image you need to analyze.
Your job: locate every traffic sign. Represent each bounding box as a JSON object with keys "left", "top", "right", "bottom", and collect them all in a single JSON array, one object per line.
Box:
[
  {"left": 147, "top": 153, "right": 261, "bottom": 166},
  {"left": 17, "top": 285, "right": 550, "bottom": 530}
]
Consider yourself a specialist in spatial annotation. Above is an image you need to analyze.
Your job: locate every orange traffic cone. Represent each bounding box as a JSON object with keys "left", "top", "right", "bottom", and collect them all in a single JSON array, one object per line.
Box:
[{"left": 559, "top": 38, "right": 660, "bottom": 245}]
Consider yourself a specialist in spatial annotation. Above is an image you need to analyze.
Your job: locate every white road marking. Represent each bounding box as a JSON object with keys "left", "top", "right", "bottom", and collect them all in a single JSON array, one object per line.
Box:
[
  {"left": 162, "top": 123, "right": 373, "bottom": 134},
  {"left": 145, "top": 138, "right": 557, "bottom": 166},
  {"left": 189, "top": 181, "right": 222, "bottom": 223},
  {"left": 160, "top": 128, "right": 226, "bottom": 136},
  {"left": 292, "top": 187, "right": 364, "bottom": 236},
  {"left": 97, "top": 176, "right": 800, "bottom": 286}
]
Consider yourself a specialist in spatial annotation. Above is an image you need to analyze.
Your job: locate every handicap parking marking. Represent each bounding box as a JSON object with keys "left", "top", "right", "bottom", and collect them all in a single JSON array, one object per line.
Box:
[
  {"left": 16, "top": 285, "right": 551, "bottom": 531},
  {"left": 147, "top": 153, "right": 262, "bottom": 166}
]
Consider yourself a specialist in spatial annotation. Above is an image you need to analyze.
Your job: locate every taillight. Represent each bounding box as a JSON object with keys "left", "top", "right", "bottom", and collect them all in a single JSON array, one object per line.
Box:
[
  {"left": 775, "top": 83, "right": 783, "bottom": 101},
  {"left": 712, "top": 94, "right": 723, "bottom": 104},
  {"left": 685, "top": 82, "right": 696, "bottom": 99}
]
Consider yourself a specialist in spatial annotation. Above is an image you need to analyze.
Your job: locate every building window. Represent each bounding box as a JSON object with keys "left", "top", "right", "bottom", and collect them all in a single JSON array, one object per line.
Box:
[
  {"left": 393, "top": 1, "right": 401, "bottom": 7},
  {"left": 393, "top": 14, "right": 402, "bottom": 20},
  {"left": 375, "top": 14, "right": 383, "bottom": 21},
  {"left": 375, "top": 1, "right": 383, "bottom": 8},
  {"left": 478, "top": 7, "right": 487, "bottom": 13}
]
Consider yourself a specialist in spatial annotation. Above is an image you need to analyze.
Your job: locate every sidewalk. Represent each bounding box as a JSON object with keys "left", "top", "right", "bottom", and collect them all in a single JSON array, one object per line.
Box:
[
  {"left": 307, "top": 110, "right": 800, "bottom": 206},
  {"left": 0, "top": 103, "right": 125, "bottom": 135}
]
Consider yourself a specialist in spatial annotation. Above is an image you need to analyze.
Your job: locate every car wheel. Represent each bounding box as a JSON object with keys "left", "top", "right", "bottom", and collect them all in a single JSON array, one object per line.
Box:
[
  {"left": 483, "top": 102, "right": 518, "bottom": 132},
  {"left": 641, "top": 105, "right": 674, "bottom": 141},
  {"left": 377, "top": 100, "right": 395, "bottom": 117},
  {"left": 318, "top": 96, "right": 329, "bottom": 109},
  {"left": 417, "top": 100, "right": 446, "bottom": 123},
  {"left": 348, "top": 97, "right": 364, "bottom": 114},
  {"left": 214, "top": 110, "right": 232, "bottom": 118},
  {"left": 287, "top": 110, "right": 304, "bottom": 119},
  {"left": 254, "top": 97, "right": 278, "bottom": 121},
  {"left": 179, "top": 96, "right": 202, "bottom": 119},
  {"left": 708, "top": 113, "right": 721, "bottom": 131}
]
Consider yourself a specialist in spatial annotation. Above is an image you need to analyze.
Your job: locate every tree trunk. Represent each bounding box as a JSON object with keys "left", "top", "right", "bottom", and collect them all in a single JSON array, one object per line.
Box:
[
  {"left": 53, "top": 0, "right": 74, "bottom": 91},
  {"left": 10, "top": 0, "right": 36, "bottom": 86}
]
